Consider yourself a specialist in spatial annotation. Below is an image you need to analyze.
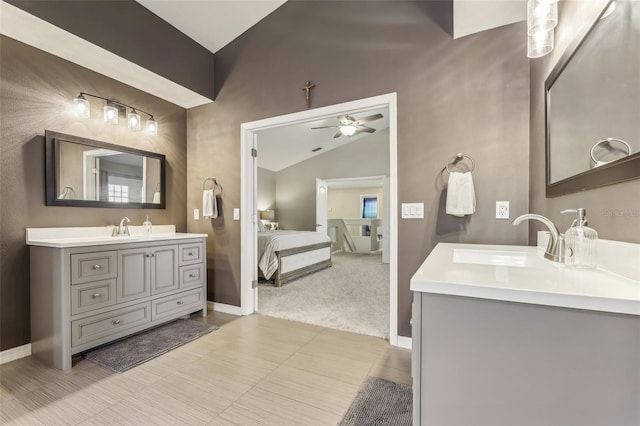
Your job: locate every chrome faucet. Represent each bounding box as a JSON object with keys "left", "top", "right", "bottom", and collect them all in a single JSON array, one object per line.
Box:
[
  {"left": 113, "top": 217, "right": 131, "bottom": 237},
  {"left": 512, "top": 214, "right": 564, "bottom": 263}
]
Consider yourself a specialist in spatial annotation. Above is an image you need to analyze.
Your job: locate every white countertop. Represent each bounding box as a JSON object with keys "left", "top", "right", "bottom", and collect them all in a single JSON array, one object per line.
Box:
[
  {"left": 26, "top": 225, "right": 207, "bottom": 248},
  {"left": 410, "top": 243, "right": 640, "bottom": 316}
]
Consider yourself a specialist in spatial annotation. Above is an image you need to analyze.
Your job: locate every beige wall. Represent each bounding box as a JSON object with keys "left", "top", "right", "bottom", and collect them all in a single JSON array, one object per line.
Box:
[
  {"left": 328, "top": 187, "right": 383, "bottom": 219},
  {"left": 187, "top": 1, "right": 530, "bottom": 337},
  {"left": 257, "top": 167, "right": 276, "bottom": 212},
  {"left": 529, "top": 0, "right": 640, "bottom": 244},
  {"left": 0, "top": 36, "right": 187, "bottom": 350}
]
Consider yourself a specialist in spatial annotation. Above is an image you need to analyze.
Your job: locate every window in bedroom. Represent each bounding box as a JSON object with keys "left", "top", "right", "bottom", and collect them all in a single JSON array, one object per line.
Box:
[{"left": 361, "top": 195, "right": 378, "bottom": 236}]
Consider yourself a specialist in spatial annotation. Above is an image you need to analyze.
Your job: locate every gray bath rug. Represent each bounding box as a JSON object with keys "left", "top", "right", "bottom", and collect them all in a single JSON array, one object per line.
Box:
[
  {"left": 339, "top": 377, "right": 412, "bottom": 426},
  {"left": 84, "top": 319, "right": 218, "bottom": 373}
]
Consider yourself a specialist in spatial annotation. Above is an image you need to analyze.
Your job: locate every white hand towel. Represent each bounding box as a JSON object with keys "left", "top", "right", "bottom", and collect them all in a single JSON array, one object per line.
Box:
[
  {"left": 446, "top": 171, "right": 476, "bottom": 217},
  {"left": 152, "top": 191, "right": 161, "bottom": 204},
  {"left": 203, "top": 189, "right": 218, "bottom": 219}
]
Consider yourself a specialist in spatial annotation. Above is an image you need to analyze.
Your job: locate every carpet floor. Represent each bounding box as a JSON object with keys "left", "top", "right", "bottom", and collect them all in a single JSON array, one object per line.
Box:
[
  {"left": 258, "top": 251, "right": 389, "bottom": 338},
  {"left": 84, "top": 319, "right": 218, "bottom": 373},
  {"left": 339, "top": 377, "right": 412, "bottom": 426}
]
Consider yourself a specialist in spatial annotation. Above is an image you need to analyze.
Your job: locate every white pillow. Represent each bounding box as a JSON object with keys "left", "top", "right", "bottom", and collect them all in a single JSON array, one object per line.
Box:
[{"left": 257, "top": 220, "right": 266, "bottom": 232}]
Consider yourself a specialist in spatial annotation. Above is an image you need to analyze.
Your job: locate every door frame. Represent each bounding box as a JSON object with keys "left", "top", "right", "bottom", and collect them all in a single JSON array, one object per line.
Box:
[{"left": 240, "top": 93, "right": 399, "bottom": 346}]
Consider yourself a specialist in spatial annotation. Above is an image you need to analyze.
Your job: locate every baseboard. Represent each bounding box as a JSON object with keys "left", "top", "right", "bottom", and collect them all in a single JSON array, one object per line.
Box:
[
  {"left": 0, "top": 343, "right": 31, "bottom": 364},
  {"left": 396, "top": 336, "right": 412, "bottom": 350},
  {"left": 207, "top": 301, "right": 243, "bottom": 316}
]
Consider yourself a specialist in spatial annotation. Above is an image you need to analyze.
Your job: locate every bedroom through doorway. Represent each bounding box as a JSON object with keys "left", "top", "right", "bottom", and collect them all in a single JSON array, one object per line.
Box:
[{"left": 240, "top": 94, "right": 399, "bottom": 344}]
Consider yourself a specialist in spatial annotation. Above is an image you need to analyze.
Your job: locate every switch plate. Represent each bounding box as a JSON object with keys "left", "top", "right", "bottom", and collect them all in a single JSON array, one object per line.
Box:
[
  {"left": 402, "top": 203, "right": 424, "bottom": 219},
  {"left": 496, "top": 201, "right": 509, "bottom": 219},
  {"left": 193, "top": 209, "right": 199, "bottom": 220},
  {"left": 233, "top": 208, "right": 240, "bottom": 220}
]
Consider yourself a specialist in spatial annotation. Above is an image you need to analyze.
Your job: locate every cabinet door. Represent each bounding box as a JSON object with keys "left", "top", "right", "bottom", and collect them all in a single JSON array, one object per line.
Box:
[
  {"left": 117, "top": 248, "right": 151, "bottom": 303},
  {"left": 151, "top": 245, "right": 179, "bottom": 295}
]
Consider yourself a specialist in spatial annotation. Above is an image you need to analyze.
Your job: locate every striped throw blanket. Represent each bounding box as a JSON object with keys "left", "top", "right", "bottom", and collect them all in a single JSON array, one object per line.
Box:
[{"left": 258, "top": 230, "right": 331, "bottom": 279}]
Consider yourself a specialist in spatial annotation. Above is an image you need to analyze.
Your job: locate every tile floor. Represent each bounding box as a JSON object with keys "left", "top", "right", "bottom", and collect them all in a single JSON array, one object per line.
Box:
[{"left": 0, "top": 312, "right": 411, "bottom": 425}]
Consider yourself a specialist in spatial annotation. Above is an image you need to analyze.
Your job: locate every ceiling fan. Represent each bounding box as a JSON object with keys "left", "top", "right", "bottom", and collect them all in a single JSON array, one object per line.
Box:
[{"left": 311, "top": 113, "right": 384, "bottom": 138}]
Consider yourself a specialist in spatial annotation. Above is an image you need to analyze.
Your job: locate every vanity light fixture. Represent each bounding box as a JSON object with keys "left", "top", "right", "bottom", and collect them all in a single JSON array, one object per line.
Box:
[
  {"left": 72, "top": 92, "right": 159, "bottom": 136},
  {"left": 527, "top": 0, "right": 559, "bottom": 58}
]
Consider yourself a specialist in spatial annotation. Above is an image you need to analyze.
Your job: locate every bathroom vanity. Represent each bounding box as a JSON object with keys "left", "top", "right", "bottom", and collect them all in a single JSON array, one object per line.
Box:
[
  {"left": 411, "top": 242, "right": 640, "bottom": 426},
  {"left": 27, "top": 226, "right": 208, "bottom": 370}
]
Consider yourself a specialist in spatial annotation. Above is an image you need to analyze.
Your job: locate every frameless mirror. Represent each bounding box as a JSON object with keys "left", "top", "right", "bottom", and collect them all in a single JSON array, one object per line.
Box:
[
  {"left": 545, "top": 0, "right": 640, "bottom": 197},
  {"left": 45, "top": 130, "right": 165, "bottom": 208}
]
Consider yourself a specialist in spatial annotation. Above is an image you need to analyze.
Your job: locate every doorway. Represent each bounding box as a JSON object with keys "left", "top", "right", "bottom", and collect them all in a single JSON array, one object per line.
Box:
[{"left": 240, "top": 93, "right": 399, "bottom": 345}]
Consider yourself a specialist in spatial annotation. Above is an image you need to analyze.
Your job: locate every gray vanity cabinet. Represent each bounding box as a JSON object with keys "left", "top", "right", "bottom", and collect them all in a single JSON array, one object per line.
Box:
[
  {"left": 30, "top": 237, "right": 207, "bottom": 371},
  {"left": 118, "top": 245, "right": 179, "bottom": 301}
]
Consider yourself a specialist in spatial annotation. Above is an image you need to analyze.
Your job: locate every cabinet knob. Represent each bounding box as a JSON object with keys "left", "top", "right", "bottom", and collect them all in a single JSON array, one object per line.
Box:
[
  {"left": 188, "top": 252, "right": 194, "bottom": 256},
  {"left": 146, "top": 253, "right": 155, "bottom": 258},
  {"left": 92, "top": 293, "right": 101, "bottom": 298},
  {"left": 177, "top": 300, "right": 184, "bottom": 305},
  {"left": 92, "top": 264, "right": 102, "bottom": 270},
  {"left": 112, "top": 319, "right": 121, "bottom": 325},
  {"left": 189, "top": 274, "right": 196, "bottom": 278}
]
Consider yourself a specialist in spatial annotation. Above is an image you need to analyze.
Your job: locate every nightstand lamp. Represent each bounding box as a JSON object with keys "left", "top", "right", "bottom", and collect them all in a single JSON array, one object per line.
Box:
[{"left": 260, "top": 210, "right": 278, "bottom": 230}]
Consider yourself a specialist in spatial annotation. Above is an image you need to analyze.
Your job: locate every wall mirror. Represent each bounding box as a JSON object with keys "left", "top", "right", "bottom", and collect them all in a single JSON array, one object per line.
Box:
[
  {"left": 545, "top": 0, "right": 639, "bottom": 197},
  {"left": 45, "top": 130, "right": 166, "bottom": 208}
]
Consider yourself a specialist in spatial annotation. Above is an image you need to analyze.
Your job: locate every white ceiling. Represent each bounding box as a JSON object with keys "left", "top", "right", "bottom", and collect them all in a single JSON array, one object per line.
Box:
[
  {"left": 453, "top": 0, "right": 527, "bottom": 39},
  {"left": 256, "top": 107, "right": 389, "bottom": 172},
  {"left": 136, "top": 0, "right": 287, "bottom": 53}
]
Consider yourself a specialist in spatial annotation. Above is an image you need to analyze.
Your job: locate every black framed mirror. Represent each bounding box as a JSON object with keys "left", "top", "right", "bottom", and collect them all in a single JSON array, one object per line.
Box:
[
  {"left": 45, "top": 130, "right": 166, "bottom": 208},
  {"left": 545, "top": 0, "right": 640, "bottom": 197}
]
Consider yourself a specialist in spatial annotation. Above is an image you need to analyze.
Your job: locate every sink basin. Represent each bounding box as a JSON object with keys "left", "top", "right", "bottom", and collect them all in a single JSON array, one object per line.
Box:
[{"left": 453, "top": 248, "right": 529, "bottom": 267}]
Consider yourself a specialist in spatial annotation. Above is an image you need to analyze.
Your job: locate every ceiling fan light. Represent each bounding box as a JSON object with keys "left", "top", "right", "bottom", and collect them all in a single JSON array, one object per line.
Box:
[{"left": 340, "top": 125, "right": 357, "bottom": 136}]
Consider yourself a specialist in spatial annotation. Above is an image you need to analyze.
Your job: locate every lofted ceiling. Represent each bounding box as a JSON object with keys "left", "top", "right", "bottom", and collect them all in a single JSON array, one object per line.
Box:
[{"left": 256, "top": 107, "right": 389, "bottom": 172}]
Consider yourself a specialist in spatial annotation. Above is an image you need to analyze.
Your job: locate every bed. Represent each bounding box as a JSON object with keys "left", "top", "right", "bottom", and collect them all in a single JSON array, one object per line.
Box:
[{"left": 258, "top": 227, "right": 332, "bottom": 287}]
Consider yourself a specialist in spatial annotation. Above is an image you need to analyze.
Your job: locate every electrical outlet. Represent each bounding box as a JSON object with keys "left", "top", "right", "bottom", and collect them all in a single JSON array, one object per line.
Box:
[
  {"left": 193, "top": 209, "right": 199, "bottom": 220},
  {"left": 496, "top": 201, "right": 509, "bottom": 219}
]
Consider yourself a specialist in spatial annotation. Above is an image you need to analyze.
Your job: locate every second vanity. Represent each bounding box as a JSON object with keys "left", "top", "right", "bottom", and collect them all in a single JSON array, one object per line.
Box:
[
  {"left": 411, "top": 242, "right": 640, "bottom": 426},
  {"left": 27, "top": 226, "right": 208, "bottom": 371}
]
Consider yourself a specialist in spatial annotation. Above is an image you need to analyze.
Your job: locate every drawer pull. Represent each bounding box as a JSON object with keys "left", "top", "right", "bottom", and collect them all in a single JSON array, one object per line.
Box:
[
  {"left": 112, "top": 319, "right": 121, "bottom": 325},
  {"left": 177, "top": 300, "right": 185, "bottom": 305},
  {"left": 189, "top": 273, "right": 197, "bottom": 278},
  {"left": 188, "top": 252, "right": 194, "bottom": 256},
  {"left": 92, "top": 264, "right": 102, "bottom": 270},
  {"left": 146, "top": 253, "right": 155, "bottom": 258},
  {"left": 92, "top": 293, "right": 101, "bottom": 298}
]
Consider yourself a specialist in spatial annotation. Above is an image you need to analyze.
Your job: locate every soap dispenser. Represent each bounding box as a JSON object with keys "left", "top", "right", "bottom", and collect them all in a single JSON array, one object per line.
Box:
[
  {"left": 561, "top": 208, "right": 598, "bottom": 268},
  {"left": 142, "top": 216, "right": 152, "bottom": 235}
]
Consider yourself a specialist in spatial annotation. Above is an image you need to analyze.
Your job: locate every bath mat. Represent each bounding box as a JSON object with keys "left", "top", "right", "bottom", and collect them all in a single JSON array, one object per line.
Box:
[
  {"left": 339, "top": 377, "right": 412, "bottom": 426},
  {"left": 84, "top": 319, "right": 218, "bottom": 373}
]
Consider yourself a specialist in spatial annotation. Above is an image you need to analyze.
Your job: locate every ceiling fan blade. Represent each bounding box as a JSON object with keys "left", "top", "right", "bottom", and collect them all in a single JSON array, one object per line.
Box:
[
  {"left": 333, "top": 131, "right": 343, "bottom": 139},
  {"left": 354, "top": 113, "right": 383, "bottom": 125},
  {"left": 355, "top": 125, "right": 376, "bottom": 134},
  {"left": 310, "top": 125, "right": 338, "bottom": 130}
]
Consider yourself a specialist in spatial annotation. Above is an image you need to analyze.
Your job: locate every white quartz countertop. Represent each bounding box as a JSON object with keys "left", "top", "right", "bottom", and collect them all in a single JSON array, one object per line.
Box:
[
  {"left": 410, "top": 243, "right": 640, "bottom": 316},
  {"left": 26, "top": 225, "right": 207, "bottom": 248}
]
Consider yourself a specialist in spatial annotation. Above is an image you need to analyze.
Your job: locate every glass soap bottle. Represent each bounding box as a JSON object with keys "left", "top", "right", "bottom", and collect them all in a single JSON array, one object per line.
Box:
[
  {"left": 142, "top": 216, "right": 152, "bottom": 235},
  {"left": 561, "top": 208, "right": 598, "bottom": 269}
]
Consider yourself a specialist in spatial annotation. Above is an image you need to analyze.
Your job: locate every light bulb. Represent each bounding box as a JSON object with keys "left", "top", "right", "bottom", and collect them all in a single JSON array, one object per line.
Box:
[
  {"left": 528, "top": 28, "right": 554, "bottom": 58},
  {"left": 127, "top": 109, "right": 141, "bottom": 131},
  {"left": 340, "top": 125, "right": 357, "bottom": 136},
  {"left": 103, "top": 105, "right": 119, "bottom": 124},
  {"left": 145, "top": 118, "right": 158, "bottom": 136},
  {"left": 73, "top": 95, "right": 90, "bottom": 118}
]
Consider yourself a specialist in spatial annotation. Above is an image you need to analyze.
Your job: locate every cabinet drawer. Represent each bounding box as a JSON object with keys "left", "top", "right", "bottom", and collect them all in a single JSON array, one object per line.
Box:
[
  {"left": 71, "top": 279, "right": 116, "bottom": 315},
  {"left": 179, "top": 264, "right": 205, "bottom": 289},
  {"left": 71, "top": 251, "right": 117, "bottom": 285},
  {"left": 179, "top": 242, "right": 204, "bottom": 266},
  {"left": 151, "top": 288, "right": 204, "bottom": 321},
  {"left": 71, "top": 303, "right": 151, "bottom": 347}
]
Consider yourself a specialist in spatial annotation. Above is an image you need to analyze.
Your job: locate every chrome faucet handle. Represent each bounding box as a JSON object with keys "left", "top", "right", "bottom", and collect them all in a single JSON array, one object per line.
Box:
[
  {"left": 116, "top": 217, "right": 131, "bottom": 236},
  {"left": 512, "top": 213, "right": 564, "bottom": 263}
]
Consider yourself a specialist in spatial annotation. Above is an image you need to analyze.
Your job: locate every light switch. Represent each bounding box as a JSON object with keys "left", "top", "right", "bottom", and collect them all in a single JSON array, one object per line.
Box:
[
  {"left": 193, "top": 209, "right": 199, "bottom": 220},
  {"left": 402, "top": 203, "right": 424, "bottom": 219},
  {"left": 233, "top": 208, "right": 240, "bottom": 220}
]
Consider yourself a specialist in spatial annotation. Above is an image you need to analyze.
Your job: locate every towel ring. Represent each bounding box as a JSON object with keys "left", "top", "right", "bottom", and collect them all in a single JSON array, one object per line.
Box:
[
  {"left": 590, "top": 138, "right": 631, "bottom": 167},
  {"left": 155, "top": 182, "right": 161, "bottom": 192},
  {"left": 202, "top": 177, "right": 223, "bottom": 193},
  {"left": 445, "top": 153, "right": 475, "bottom": 173}
]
